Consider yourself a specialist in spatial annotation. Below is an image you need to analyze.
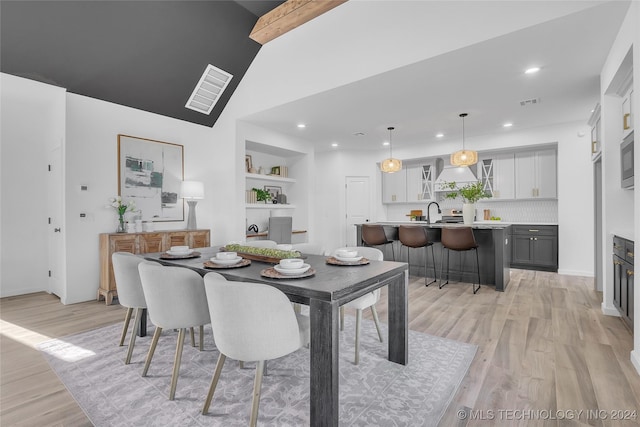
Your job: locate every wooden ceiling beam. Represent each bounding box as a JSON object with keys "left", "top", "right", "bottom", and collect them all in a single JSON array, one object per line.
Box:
[{"left": 250, "top": 0, "right": 347, "bottom": 45}]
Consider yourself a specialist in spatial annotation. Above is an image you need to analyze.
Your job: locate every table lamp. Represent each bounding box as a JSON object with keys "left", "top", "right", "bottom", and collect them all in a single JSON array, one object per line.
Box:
[{"left": 181, "top": 181, "right": 204, "bottom": 229}]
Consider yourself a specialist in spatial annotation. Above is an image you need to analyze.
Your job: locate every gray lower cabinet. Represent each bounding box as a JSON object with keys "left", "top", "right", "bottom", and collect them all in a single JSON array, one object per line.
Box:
[
  {"left": 511, "top": 225, "right": 558, "bottom": 272},
  {"left": 613, "top": 235, "right": 634, "bottom": 331}
]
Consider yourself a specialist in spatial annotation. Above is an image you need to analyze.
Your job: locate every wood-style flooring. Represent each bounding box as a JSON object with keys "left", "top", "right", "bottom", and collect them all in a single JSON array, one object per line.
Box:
[{"left": 1, "top": 269, "right": 639, "bottom": 426}]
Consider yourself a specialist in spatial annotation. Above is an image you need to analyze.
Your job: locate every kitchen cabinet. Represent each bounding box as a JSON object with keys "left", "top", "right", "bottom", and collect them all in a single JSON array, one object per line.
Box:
[
  {"left": 515, "top": 148, "right": 557, "bottom": 199},
  {"left": 382, "top": 167, "right": 407, "bottom": 203},
  {"left": 613, "top": 235, "right": 634, "bottom": 331},
  {"left": 622, "top": 84, "right": 633, "bottom": 136},
  {"left": 588, "top": 103, "right": 601, "bottom": 159},
  {"left": 511, "top": 225, "right": 558, "bottom": 271},
  {"left": 477, "top": 153, "right": 515, "bottom": 199},
  {"left": 98, "top": 229, "right": 210, "bottom": 305},
  {"left": 406, "top": 162, "right": 435, "bottom": 202}
]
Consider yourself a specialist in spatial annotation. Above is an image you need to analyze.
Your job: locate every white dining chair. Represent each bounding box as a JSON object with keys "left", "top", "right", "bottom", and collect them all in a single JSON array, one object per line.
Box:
[
  {"left": 138, "top": 262, "right": 211, "bottom": 400},
  {"left": 112, "top": 252, "right": 159, "bottom": 364},
  {"left": 245, "top": 239, "right": 277, "bottom": 248},
  {"left": 291, "top": 242, "right": 325, "bottom": 256},
  {"left": 201, "top": 272, "right": 310, "bottom": 427},
  {"left": 336, "top": 246, "right": 385, "bottom": 365}
]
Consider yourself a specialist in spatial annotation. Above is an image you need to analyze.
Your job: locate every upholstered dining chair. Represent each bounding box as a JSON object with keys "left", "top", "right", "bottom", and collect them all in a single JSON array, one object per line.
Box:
[
  {"left": 336, "top": 246, "right": 384, "bottom": 365},
  {"left": 202, "top": 273, "right": 310, "bottom": 427},
  {"left": 361, "top": 223, "right": 395, "bottom": 260},
  {"left": 112, "top": 252, "right": 159, "bottom": 364},
  {"left": 245, "top": 239, "right": 278, "bottom": 248},
  {"left": 138, "top": 262, "right": 211, "bottom": 400}
]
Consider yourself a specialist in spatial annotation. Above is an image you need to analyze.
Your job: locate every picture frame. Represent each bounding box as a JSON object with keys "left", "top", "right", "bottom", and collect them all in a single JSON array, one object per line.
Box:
[
  {"left": 245, "top": 154, "right": 253, "bottom": 172},
  {"left": 270, "top": 166, "right": 280, "bottom": 176},
  {"left": 264, "top": 185, "right": 282, "bottom": 200},
  {"left": 118, "top": 134, "right": 184, "bottom": 222}
]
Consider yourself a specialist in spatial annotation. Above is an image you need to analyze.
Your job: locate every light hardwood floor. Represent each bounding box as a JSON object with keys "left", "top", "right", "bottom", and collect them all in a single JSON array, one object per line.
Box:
[{"left": 1, "top": 269, "right": 638, "bottom": 426}]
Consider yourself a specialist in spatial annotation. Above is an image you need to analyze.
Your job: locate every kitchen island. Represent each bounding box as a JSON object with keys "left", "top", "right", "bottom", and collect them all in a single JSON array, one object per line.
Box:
[{"left": 355, "top": 221, "right": 511, "bottom": 291}]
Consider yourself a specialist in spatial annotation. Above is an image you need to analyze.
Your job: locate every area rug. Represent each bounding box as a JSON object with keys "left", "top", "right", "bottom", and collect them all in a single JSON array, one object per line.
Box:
[{"left": 37, "top": 316, "right": 476, "bottom": 426}]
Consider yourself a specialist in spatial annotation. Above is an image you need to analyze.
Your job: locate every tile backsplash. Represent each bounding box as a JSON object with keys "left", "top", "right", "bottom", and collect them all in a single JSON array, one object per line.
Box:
[{"left": 386, "top": 199, "right": 558, "bottom": 223}]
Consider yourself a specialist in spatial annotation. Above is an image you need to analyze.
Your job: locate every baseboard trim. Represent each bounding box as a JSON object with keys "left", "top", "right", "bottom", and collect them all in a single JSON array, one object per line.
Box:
[
  {"left": 557, "top": 269, "right": 594, "bottom": 277},
  {"left": 601, "top": 302, "right": 621, "bottom": 317},
  {"left": 631, "top": 350, "right": 640, "bottom": 376}
]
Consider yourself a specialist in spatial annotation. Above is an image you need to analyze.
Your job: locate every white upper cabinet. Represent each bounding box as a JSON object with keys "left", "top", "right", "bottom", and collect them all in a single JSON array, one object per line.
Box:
[
  {"left": 382, "top": 168, "right": 407, "bottom": 203},
  {"left": 406, "top": 162, "right": 435, "bottom": 202},
  {"left": 477, "top": 153, "right": 515, "bottom": 199},
  {"left": 515, "top": 148, "right": 557, "bottom": 199}
]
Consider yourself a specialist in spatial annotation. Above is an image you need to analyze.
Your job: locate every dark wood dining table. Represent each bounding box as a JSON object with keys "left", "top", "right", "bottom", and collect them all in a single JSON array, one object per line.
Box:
[{"left": 143, "top": 246, "right": 409, "bottom": 426}]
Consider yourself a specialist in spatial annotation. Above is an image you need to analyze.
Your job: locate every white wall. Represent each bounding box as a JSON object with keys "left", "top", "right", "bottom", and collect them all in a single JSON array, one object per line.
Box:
[{"left": 1, "top": 74, "right": 66, "bottom": 298}]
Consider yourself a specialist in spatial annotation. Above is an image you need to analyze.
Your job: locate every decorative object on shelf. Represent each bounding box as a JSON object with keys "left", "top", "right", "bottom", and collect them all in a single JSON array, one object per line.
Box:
[
  {"left": 117, "top": 134, "right": 184, "bottom": 222},
  {"left": 450, "top": 113, "right": 478, "bottom": 167},
  {"left": 245, "top": 154, "right": 252, "bottom": 172},
  {"left": 380, "top": 126, "right": 402, "bottom": 173},
  {"left": 108, "top": 195, "right": 136, "bottom": 233},
  {"left": 252, "top": 187, "right": 271, "bottom": 203},
  {"left": 441, "top": 180, "right": 490, "bottom": 224},
  {"left": 181, "top": 181, "right": 204, "bottom": 229},
  {"left": 270, "top": 166, "right": 281, "bottom": 176},
  {"left": 264, "top": 185, "right": 282, "bottom": 201}
]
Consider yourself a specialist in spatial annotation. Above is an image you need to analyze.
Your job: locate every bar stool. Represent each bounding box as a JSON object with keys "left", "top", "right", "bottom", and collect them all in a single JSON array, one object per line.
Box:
[
  {"left": 439, "top": 227, "right": 481, "bottom": 294},
  {"left": 362, "top": 223, "right": 395, "bottom": 260},
  {"left": 398, "top": 226, "right": 436, "bottom": 287}
]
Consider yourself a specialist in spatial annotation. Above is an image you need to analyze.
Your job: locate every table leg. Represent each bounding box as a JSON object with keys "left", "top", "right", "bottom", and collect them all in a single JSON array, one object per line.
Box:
[
  {"left": 387, "top": 270, "right": 409, "bottom": 365},
  {"left": 137, "top": 308, "right": 147, "bottom": 338},
  {"left": 309, "top": 298, "right": 339, "bottom": 426}
]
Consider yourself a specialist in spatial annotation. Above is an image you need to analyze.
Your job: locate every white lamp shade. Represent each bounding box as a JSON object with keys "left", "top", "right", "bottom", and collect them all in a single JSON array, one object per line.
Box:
[{"left": 181, "top": 181, "right": 204, "bottom": 199}]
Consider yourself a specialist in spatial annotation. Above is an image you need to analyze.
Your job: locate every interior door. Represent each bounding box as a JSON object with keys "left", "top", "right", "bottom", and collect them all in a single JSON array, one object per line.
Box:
[
  {"left": 345, "top": 176, "right": 370, "bottom": 247},
  {"left": 47, "top": 146, "right": 65, "bottom": 300}
]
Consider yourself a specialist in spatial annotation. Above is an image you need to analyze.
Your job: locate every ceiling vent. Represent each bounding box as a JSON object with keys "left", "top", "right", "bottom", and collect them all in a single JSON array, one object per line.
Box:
[
  {"left": 185, "top": 64, "right": 233, "bottom": 115},
  {"left": 519, "top": 97, "right": 540, "bottom": 107}
]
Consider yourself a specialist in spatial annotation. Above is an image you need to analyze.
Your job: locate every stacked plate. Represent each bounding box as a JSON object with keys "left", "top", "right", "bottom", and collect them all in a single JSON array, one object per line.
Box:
[
  {"left": 166, "top": 246, "right": 194, "bottom": 256},
  {"left": 334, "top": 248, "right": 363, "bottom": 263},
  {"left": 273, "top": 258, "right": 310, "bottom": 276},
  {"left": 211, "top": 251, "right": 242, "bottom": 266}
]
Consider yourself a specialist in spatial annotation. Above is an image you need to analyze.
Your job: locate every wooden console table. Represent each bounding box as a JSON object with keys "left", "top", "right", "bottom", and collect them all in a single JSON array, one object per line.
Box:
[{"left": 98, "top": 229, "right": 210, "bottom": 305}]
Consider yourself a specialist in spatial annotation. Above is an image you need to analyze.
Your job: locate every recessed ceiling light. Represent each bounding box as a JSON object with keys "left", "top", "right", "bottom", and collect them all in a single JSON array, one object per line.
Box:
[
  {"left": 436, "top": 133, "right": 444, "bottom": 138},
  {"left": 297, "top": 123, "right": 306, "bottom": 128},
  {"left": 353, "top": 132, "right": 365, "bottom": 136},
  {"left": 331, "top": 143, "right": 338, "bottom": 147},
  {"left": 503, "top": 122, "right": 513, "bottom": 128},
  {"left": 383, "top": 141, "right": 390, "bottom": 146},
  {"left": 525, "top": 67, "right": 540, "bottom": 74}
]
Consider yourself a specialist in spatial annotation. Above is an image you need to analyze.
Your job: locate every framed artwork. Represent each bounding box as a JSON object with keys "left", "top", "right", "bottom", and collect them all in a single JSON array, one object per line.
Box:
[
  {"left": 270, "top": 166, "right": 280, "bottom": 176},
  {"left": 118, "top": 134, "right": 184, "bottom": 222},
  {"left": 264, "top": 185, "right": 281, "bottom": 200},
  {"left": 245, "top": 154, "right": 253, "bottom": 172}
]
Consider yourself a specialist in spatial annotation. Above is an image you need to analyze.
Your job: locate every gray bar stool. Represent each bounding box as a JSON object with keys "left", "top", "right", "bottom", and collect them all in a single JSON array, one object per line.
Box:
[
  {"left": 362, "top": 223, "right": 395, "bottom": 260},
  {"left": 439, "top": 227, "right": 481, "bottom": 294},
  {"left": 398, "top": 225, "right": 436, "bottom": 287}
]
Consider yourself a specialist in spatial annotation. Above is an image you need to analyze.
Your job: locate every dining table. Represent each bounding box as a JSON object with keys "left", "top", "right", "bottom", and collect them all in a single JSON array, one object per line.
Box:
[{"left": 143, "top": 246, "right": 409, "bottom": 426}]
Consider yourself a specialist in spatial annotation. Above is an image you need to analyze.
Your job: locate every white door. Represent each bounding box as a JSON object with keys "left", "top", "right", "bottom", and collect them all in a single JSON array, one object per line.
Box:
[
  {"left": 345, "top": 176, "right": 370, "bottom": 247},
  {"left": 48, "top": 146, "right": 65, "bottom": 300}
]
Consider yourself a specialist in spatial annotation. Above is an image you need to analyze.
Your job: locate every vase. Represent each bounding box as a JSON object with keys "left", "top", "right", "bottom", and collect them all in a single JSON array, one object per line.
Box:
[
  {"left": 116, "top": 216, "right": 126, "bottom": 233},
  {"left": 462, "top": 203, "right": 475, "bottom": 225}
]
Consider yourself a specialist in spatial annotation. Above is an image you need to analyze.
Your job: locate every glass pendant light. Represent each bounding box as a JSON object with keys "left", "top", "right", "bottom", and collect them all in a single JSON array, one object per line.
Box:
[
  {"left": 450, "top": 113, "right": 478, "bottom": 167},
  {"left": 380, "top": 126, "right": 402, "bottom": 173}
]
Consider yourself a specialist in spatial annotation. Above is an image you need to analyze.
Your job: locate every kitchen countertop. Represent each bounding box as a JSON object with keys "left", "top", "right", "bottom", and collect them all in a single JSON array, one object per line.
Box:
[{"left": 379, "top": 220, "right": 558, "bottom": 227}]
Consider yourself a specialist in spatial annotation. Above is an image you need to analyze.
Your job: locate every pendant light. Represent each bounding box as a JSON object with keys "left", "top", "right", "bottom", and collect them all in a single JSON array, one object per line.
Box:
[
  {"left": 380, "top": 126, "right": 402, "bottom": 173},
  {"left": 450, "top": 113, "right": 478, "bottom": 167}
]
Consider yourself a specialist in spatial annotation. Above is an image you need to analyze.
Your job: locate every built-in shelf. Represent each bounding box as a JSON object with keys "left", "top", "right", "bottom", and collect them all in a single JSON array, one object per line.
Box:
[
  {"left": 246, "top": 204, "right": 296, "bottom": 209},
  {"left": 245, "top": 173, "right": 296, "bottom": 183}
]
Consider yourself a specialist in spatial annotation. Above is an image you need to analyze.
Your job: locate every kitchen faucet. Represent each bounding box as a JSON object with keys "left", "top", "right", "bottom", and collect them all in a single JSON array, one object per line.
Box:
[{"left": 426, "top": 201, "right": 441, "bottom": 224}]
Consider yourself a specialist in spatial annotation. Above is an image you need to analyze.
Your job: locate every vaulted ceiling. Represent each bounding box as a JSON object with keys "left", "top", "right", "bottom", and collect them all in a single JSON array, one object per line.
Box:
[{"left": 0, "top": 0, "right": 286, "bottom": 127}]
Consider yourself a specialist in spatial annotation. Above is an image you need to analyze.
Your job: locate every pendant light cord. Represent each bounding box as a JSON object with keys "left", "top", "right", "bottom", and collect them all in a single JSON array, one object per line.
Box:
[
  {"left": 459, "top": 113, "right": 467, "bottom": 150},
  {"left": 388, "top": 126, "right": 394, "bottom": 157}
]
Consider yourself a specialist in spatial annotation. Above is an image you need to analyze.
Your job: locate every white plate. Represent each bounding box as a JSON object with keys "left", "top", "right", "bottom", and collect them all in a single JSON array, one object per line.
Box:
[
  {"left": 167, "top": 249, "right": 194, "bottom": 256},
  {"left": 210, "top": 256, "right": 243, "bottom": 266},
  {"left": 273, "top": 263, "right": 311, "bottom": 276},
  {"left": 334, "top": 255, "right": 363, "bottom": 263}
]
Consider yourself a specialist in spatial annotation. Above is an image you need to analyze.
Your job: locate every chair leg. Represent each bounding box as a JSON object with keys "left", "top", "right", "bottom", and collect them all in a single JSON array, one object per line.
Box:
[
  {"left": 390, "top": 242, "right": 395, "bottom": 261},
  {"left": 142, "top": 326, "right": 162, "bottom": 377},
  {"left": 370, "top": 306, "right": 384, "bottom": 342},
  {"left": 439, "top": 247, "right": 449, "bottom": 289},
  {"left": 119, "top": 307, "right": 133, "bottom": 346},
  {"left": 125, "top": 307, "right": 141, "bottom": 364},
  {"left": 202, "top": 353, "right": 227, "bottom": 415},
  {"left": 354, "top": 309, "right": 362, "bottom": 365},
  {"left": 426, "top": 244, "right": 437, "bottom": 286},
  {"left": 340, "top": 306, "right": 345, "bottom": 331},
  {"left": 190, "top": 327, "right": 196, "bottom": 347},
  {"left": 250, "top": 360, "right": 265, "bottom": 427},
  {"left": 169, "top": 328, "right": 186, "bottom": 400},
  {"left": 473, "top": 248, "right": 481, "bottom": 294},
  {"left": 199, "top": 325, "right": 204, "bottom": 351}
]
